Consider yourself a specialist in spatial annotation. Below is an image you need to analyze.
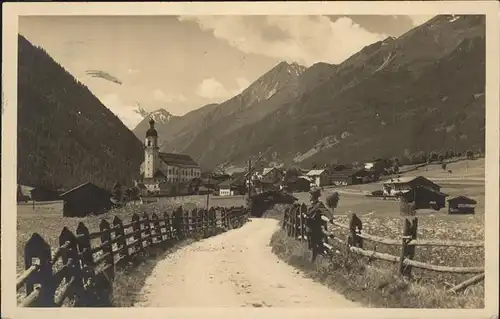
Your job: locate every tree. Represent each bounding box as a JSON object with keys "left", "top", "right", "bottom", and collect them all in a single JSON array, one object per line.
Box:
[
  {"left": 392, "top": 158, "right": 400, "bottom": 174},
  {"left": 111, "top": 182, "right": 123, "bottom": 204},
  {"left": 429, "top": 152, "right": 439, "bottom": 162},
  {"left": 441, "top": 163, "right": 447, "bottom": 171},
  {"left": 17, "top": 185, "right": 25, "bottom": 202},
  {"left": 438, "top": 154, "right": 444, "bottom": 163},
  {"left": 466, "top": 150, "right": 474, "bottom": 160}
]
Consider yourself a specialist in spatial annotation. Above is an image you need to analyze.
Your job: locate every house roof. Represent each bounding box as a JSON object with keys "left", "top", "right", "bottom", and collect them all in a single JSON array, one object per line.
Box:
[
  {"left": 159, "top": 152, "right": 199, "bottom": 167},
  {"left": 153, "top": 170, "right": 166, "bottom": 178},
  {"left": 447, "top": 196, "right": 477, "bottom": 204},
  {"left": 382, "top": 176, "right": 441, "bottom": 189},
  {"left": 331, "top": 169, "right": 367, "bottom": 178},
  {"left": 262, "top": 167, "right": 281, "bottom": 176},
  {"left": 285, "top": 176, "right": 310, "bottom": 183},
  {"left": 59, "top": 182, "right": 107, "bottom": 198},
  {"left": 306, "top": 169, "right": 326, "bottom": 176},
  {"left": 218, "top": 179, "right": 236, "bottom": 187}
]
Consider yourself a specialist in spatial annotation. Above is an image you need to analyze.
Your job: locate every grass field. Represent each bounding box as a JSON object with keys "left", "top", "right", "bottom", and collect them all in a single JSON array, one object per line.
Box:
[{"left": 271, "top": 158, "right": 485, "bottom": 308}]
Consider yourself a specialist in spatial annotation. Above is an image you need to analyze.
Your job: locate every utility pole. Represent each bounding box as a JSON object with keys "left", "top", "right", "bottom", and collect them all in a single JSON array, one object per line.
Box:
[
  {"left": 206, "top": 171, "right": 211, "bottom": 209},
  {"left": 247, "top": 159, "right": 252, "bottom": 198}
]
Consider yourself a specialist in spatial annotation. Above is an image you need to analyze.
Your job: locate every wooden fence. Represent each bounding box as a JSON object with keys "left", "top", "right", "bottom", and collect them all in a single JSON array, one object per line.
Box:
[
  {"left": 282, "top": 203, "right": 484, "bottom": 294},
  {"left": 16, "top": 205, "right": 248, "bottom": 307}
]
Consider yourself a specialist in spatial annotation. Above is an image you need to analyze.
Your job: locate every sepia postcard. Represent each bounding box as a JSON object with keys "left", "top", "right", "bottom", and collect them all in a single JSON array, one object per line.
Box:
[{"left": 1, "top": 2, "right": 499, "bottom": 319}]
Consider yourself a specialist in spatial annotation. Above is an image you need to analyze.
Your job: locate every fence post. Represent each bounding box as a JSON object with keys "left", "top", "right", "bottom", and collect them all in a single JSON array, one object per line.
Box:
[
  {"left": 347, "top": 213, "right": 363, "bottom": 248},
  {"left": 208, "top": 207, "right": 216, "bottom": 236},
  {"left": 228, "top": 206, "right": 233, "bottom": 229},
  {"left": 191, "top": 208, "right": 198, "bottom": 236},
  {"left": 59, "top": 227, "right": 84, "bottom": 306},
  {"left": 399, "top": 218, "right": 411, "bottom": 277},
  {"left": 75, "top": 222, "right": 95, "bottom": 306},
  {"left": 401, "top": 217, "right": 418, "bottom": 278},
  {"left": 282, "top": 206, "right": 289, "bottom": 230},
  {"left": 291, "top": 205, "right": 296, "bottom": 237},
  {"left": 151, "top": 213, "right": 161, "bottom": 245},
  {"left": 201, "top": 208, "right": 208, "bottom": 238},
  {"left": 174, "top": 206, "right": 184, "bottom": 240},
  {"left": 299, "top": 204, "right": 305, "bottom": 241},
  {"left": 112, "top": 216, "right": 129, "bottom": 263},
  {"left": 285, "top": 206, "right": 291, "bottom": 236},
  {"left": 24, "top": 233, "right": 54, "bottom": 307},
  {"left": 163, "top": 211, "right": 171, "bottom": 241},
  {"left": 131, "top": 213, "right": 142, "bottom": 254},
  {"left": 99, "top": 219, "right": 115, "bottom": 281},
  {"left": 142, "top": 212, "right": 152, "bottom": 248},
  {"left": 221, "top": 207, "right": 227, "bottom": 230},
  {"left": 183, "top": 208, "right": 190, "bottom": 237}
]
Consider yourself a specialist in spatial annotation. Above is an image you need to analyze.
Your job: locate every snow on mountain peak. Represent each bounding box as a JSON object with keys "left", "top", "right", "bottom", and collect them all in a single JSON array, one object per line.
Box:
[{"left": 149, "top": 109, "right": 173, "bottom": 124}]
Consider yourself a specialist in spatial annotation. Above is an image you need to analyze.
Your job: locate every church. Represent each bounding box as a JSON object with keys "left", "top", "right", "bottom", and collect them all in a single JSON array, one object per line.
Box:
[{"left": 137, "top": 118, "right": 202, "bottom": 194}]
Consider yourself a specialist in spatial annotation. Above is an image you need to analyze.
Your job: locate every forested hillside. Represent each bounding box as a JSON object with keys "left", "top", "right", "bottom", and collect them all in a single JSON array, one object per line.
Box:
[{"left": 17, "top": 35, "right": 144, "bottom": 190}]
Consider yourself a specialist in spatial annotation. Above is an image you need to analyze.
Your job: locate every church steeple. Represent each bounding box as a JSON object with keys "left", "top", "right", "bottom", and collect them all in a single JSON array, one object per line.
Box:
[
  {"left": 144, "top": 117, "right": 159, "bottom": 179},
  {"left": 146, "top": 118, "right": 158, "bottom": 137}
]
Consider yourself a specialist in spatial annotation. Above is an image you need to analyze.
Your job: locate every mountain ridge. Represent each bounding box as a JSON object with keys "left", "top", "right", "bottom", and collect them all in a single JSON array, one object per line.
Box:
[{"left": 134, "top": 15, "right": 485, "bottom": 171}]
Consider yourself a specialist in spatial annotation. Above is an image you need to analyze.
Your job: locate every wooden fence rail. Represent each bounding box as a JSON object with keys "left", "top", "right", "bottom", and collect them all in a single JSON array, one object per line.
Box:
[
  {"left": 282, "top": 203, "right": 484, "bottom": 293},
  {"left": 16, "top": 205, "right": 248, "bottom": 307}
]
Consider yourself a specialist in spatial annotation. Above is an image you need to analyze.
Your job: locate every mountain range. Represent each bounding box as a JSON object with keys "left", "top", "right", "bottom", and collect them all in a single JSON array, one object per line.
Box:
[
  {"left": 133, "top": 15, "right": 485, "bottom": 171},
  {"left": 17, "top": 34, "right": 144, "bottom": 190},
  {"left": 16, "top": 14, "right": 485, "bottom": 190}
]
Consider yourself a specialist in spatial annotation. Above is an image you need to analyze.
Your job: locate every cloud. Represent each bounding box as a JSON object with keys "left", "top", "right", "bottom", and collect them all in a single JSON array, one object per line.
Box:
[
  {"left": 195, "top": 76, "right": 252, "bottom": 102},
  {"left": 235, "top": 77, "right": 251, "bottom": 94},
  {"left": 408, "top": 15, "right": 434, "bottom": 27},
  {"left": 100, "top": 93, "right": 143, "bottom": 129},
  {"left": 179, "top": 15, "right": 388, "bottom": 66},
  {"left": 153, "top": 89, "right": 187, "bottom": 103},
  {"left": 127, "top": 68, "right": 141, "bottom": 74},
  {"left": 195, "top": 78, "right": 232, "bottom": 101}
]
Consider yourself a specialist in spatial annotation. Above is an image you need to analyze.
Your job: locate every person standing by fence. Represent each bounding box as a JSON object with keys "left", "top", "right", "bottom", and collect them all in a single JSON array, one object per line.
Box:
[{"left": 304, "top": 187, "right": 335, "bottom": 262}]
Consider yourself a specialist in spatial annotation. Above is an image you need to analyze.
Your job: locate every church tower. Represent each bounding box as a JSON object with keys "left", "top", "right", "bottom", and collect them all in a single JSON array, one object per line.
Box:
[{"left": 144, "top": 118, "right": 159, "bottom": 179}]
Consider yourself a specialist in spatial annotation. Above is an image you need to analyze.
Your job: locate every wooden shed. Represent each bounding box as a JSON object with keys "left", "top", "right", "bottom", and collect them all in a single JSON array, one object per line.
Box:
[
  {"left": 330, "top": 169, "right": 368, "bottom": 186},
  {"left": 447, "top": 196, "right": 477, "bottom": 214},
  {"left": 283, "top": 176, "right": 310, "bottom": 192},
  {"left": 30, "top": 186, "right": 60, "bottom": 202},
  {"left": 59, "top": 182, "right": 112, "bottom": 217},
  {"left": 399, "top": 186, "right": 448, "bottom": 213}
]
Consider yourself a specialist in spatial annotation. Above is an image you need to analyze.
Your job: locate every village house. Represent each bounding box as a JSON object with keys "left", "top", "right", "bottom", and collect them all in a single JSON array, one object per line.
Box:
[
  {"left": 59, "top": 182, "right": 112, "bottom": 217},
  {"left": 447, "top": 196, "right": 477, "bottom": 214},
  {"left": 218, "top": 179, "right": 235, "bottom": 196},
  {"left": 306, "top": 169, "right": 330, "bottom": 187},
  {"left": 254, "top": 167, "right": 284, "bottom": 184},
  {"left": 330, "top": 168, "right": 368, "bottom": 186},
  {"left": 382, "top": 176, "right": 441, "bottom": 196},
  {"left": 383, "top": 176, "right": 448, "bottom": 212},
  {"left": 281, "top": 176, "right": 311, "bottom": 193},
  {"left": 30, "top": 186, "right": 60, "bottom": 201},
  {"left": 138, "top": 119, "right": 201, "bottom": 194}
]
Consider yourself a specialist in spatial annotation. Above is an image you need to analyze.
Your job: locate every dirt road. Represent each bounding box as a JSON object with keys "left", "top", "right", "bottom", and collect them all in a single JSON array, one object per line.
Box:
[{"left": 134, "top": 218, "right": 359, "bottom": 308}]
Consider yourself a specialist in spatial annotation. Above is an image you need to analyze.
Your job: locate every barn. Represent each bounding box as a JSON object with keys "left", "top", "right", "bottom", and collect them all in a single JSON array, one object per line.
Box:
[
  {"left": 330, "top": 169, "right": 367, "bottom": 186},
  {"left": 282, "top": 176, "right": 311, "bottom": 192},
  {"left": 382, "top": 176, "right": 442, "bottom": 197},
  {"left": 399, "top": 187, "right": 448, "bottom": 211},
  {"left": 59, "top": 182, "right": 112, "bottom": 217},
  {"left": 30, "top": 186, "right": 60, "bottom": 201},
  {"left": 447, "top": 196, "right": 477, "bottom": 214}
]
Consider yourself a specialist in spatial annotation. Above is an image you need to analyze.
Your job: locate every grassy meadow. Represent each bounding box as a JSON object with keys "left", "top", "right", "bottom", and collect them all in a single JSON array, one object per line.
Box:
[{"left": 271, "top": 158, "right": 486, "bottom": 308}]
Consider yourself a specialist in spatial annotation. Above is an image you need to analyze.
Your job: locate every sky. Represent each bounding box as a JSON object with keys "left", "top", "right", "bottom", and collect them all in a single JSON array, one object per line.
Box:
[{"left": 19, "top": 15, "right": 433, "bottom": 129}]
